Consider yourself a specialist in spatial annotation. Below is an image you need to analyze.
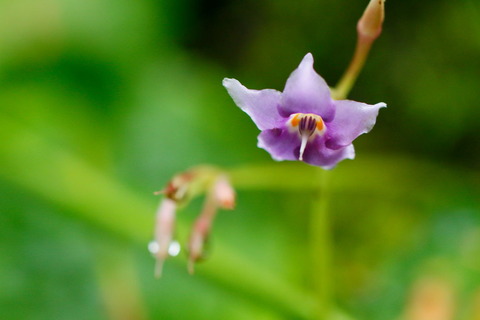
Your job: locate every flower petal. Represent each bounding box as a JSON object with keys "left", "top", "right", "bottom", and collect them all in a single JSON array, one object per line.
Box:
[
  {"left": 223, "top": 78, "right": 283, "bottom": 130},
  {"left": 278, "top": 53, "right": 335, "bottom": 121},
  {"left": 257, "top": 128, "right": 300, "bottom": 161},
  {"left": 326, "top": 100, "right": 386, "bottom": 150},
  {"left": 303, "top": 137, "right": 356, "bottom": 169}
]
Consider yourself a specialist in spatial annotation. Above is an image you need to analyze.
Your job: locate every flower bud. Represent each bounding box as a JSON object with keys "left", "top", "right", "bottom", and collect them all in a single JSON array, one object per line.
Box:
[
  {"left": 151, "top": 167, "right": 236, "bottom": 276},
  {"left": 187, "top": 214, "right": 212, "bottom": 274},
  {"left": 151, "top": 198, "right": 176, "bottom": 278},
  {"left": 212, "top": 175, "right": 236, "bottom": 210},
  {"left": 357, "top": 0, "right": 385, "bottom": 40}
]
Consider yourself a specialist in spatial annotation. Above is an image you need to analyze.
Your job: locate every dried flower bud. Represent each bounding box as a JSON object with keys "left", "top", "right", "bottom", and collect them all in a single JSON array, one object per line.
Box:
[
  {"left": 154, "top": 171, "right": 196, "bottom": 202},
  {"left": 212, "top": 175, "right": 236, "bottom": 210},
  {"left": 151, "top": 198, "right": 176, "bottom": 278},
  {"left": 357, "top": 0, "right": 385, "bottom": 40},
  {"left": 151, "top": 167, "right": 236, "bottom": 276},
  {"left": 187, "top": 190, "right": 219, "bottom": 274},
  {"left": 187, "top": 216, "right": 212, "bottom": 274}
]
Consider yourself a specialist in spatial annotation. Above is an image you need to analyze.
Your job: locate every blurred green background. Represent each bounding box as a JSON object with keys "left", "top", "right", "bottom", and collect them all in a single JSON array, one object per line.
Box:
[{"left": 1, "top": 0, "right": 479, "bottom": 319}]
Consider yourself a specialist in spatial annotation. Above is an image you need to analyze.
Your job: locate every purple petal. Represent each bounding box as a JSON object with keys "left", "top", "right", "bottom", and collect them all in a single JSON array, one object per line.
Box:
[
  {"left": 258, "top": 128, "right": 355, "bottom": 169},
  {"left": 325, "top": 100, "right": 386, "bottom": 150},
  {"left": 278, "top": 53, "right": 335, "bottom": 121},
  {"left": 303, "top": 137, "right": 356, "bottom": 169},
  {"left": 223, "top": 78, "right": 283, "bottom": 130},
  {"left": 257, "top": 128, "right": 300, "bottom": 161}
]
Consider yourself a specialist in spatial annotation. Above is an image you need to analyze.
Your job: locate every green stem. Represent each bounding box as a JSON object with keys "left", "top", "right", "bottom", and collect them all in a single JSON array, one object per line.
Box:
[{"left": 310, "top": 170, "right": 332, "bottom": 319}]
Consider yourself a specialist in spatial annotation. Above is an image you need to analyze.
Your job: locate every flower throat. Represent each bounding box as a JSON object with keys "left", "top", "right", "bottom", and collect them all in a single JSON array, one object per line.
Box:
[{"left": 288, "top": 113, "right": 326, "bottom": 161}]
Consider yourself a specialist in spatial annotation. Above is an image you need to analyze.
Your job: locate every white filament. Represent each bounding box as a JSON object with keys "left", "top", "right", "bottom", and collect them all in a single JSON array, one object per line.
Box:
[{"left": 299, "top": 134, "right": 309, "bottom": 161}]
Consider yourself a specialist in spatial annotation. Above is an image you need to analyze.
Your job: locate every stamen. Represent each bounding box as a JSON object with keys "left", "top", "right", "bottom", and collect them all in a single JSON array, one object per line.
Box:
[
  {"left": 299, "top": 115, "right": 317, "bottom": 137},
  {"left": 287, "top": 113, "right": 326, "bottom": 161}
]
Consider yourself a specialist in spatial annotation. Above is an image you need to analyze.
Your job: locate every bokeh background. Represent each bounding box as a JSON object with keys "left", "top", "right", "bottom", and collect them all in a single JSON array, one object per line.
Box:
[{"left": 1, "top": 0, "right": 479, "bottom": 319}]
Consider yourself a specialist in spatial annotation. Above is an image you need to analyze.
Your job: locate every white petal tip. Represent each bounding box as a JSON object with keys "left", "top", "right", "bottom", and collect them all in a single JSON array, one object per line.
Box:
[
  {"left": 299, "top": 53, "right": 314, "bottom": 67},
  {"left": 222, "top": 78, "right": 237, "bottom": 88}
]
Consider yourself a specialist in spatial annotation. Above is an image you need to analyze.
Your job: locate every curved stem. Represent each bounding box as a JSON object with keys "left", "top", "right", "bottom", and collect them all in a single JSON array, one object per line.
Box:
[
  {"left": 333, "top": 0, "right": 384, "bottom": 100},
  {"left": 332, "top": 37, "right": 373, "bottom": 100}
]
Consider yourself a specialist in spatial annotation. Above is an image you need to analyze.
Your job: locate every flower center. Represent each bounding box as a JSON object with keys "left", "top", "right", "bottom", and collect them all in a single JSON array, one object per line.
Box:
[{"left": 288, "top": 113, "right": 326, "bottom": 161}]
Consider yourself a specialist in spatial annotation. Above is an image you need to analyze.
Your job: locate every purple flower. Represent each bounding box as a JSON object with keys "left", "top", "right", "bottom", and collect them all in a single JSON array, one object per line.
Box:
[{"left": 223, "top": 53, "right": 386, "bottom": 169}]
